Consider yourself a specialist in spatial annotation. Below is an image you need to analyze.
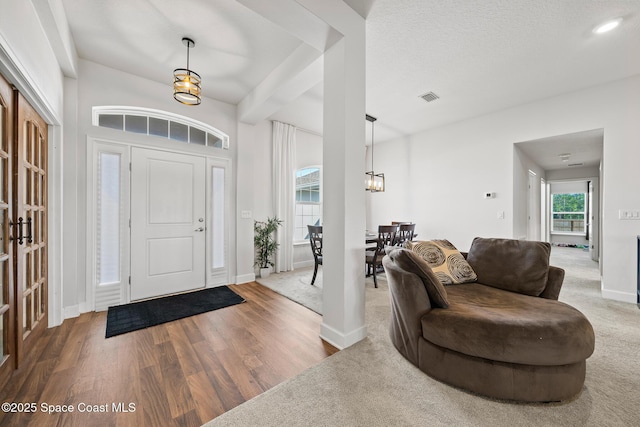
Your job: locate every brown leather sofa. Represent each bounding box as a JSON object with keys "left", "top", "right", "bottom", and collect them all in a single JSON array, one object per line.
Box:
[{"left": 384, "top": 237, "right": 595, "bottom": 402}]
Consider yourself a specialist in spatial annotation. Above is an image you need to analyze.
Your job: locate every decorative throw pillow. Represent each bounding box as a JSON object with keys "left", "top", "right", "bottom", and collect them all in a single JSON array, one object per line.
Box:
[
  {"left": 406, "top": 240, "right": 477, "bottom": 285},
  {"left": 386, "top": 248, "right": 449, "bottom": 308}
]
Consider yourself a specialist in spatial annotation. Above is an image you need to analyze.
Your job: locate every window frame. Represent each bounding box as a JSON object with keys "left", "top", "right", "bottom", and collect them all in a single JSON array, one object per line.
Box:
[
  {"left": 92, "top": 106, "right": 229, "bottom": 149},
  {"left": 551, "top": 192, "right": 587, "bottom": 235},
  {"left": 294, "top": 165, "right": 322, "bottom": 244}
]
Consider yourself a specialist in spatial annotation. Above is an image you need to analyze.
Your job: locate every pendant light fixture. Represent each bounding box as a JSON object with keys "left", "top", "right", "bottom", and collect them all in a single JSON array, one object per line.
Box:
[
  {"left": 173, "top": 37, "right": 201, "bottom": 105},
  {"left": 365, "top": 114, "right": 385, "bottom": 192}
]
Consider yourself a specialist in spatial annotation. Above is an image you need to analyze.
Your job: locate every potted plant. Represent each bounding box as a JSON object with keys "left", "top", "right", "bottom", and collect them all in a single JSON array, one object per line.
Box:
[{"left": 254, "top": 217, "right": 283, "bottom": 278}]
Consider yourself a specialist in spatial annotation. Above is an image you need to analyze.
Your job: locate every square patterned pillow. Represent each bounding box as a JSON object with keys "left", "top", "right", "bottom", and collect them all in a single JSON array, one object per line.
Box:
[{"left": 406, "top": 239, "right": 477, "bottom": 285}]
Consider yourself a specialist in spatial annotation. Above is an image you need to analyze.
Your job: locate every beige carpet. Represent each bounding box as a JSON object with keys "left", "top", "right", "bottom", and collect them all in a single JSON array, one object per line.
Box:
[
  {"left": 256, "top": 266, "right": 386, "bottom": 314},
  {"left": 256, "top": 267, "right": 324, "bottom": 314},
  {"left": 205, "top": 247, "right": 640, "bottom": 426}
]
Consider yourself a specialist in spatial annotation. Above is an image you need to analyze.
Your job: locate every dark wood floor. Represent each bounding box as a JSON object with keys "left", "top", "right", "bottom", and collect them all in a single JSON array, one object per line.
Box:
[{"left": 0, "top": 282, "right": 338, "bottom": 427}]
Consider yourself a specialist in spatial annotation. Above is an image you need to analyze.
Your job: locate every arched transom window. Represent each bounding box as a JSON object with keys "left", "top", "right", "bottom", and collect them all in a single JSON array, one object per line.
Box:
[{"left": 92, "top": 106, "right": 229, "bottom": 149}]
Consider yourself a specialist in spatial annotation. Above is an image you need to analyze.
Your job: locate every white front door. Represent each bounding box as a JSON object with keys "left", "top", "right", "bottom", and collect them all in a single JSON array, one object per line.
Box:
[{"left": 130, "top": 147, "right": 206, "bottom": 301}]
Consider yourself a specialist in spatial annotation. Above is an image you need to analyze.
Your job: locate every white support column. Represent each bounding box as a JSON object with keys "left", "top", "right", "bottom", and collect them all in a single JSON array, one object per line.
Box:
[
  {"left": 320, "top": 20, "right": 367, "bottom": 349},
  {"left": 237, "top": 0, "right": 368, "bottom": 348}
]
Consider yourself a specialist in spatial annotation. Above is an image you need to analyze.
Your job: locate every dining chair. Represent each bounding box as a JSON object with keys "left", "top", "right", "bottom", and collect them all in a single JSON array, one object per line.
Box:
[
  {"left": 365, "top": 225, "right": 397, "bottom": 288},
  {"left": 391, "top": 221, "right": 412, "bottom": 225},
  {"left": 395, "top": 223, "right": 416, "bottom": 246},
  {"left": 307, "top": 225, "right": 323, "bottom": 286}
]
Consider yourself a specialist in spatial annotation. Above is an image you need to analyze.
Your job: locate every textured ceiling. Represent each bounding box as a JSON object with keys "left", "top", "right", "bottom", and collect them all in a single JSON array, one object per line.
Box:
[
  {"left": 364, "top": 0, "right": 640, "bottom": 142},
  {"left": 61, "top": 0, "right": 640, "bottom": 168}
]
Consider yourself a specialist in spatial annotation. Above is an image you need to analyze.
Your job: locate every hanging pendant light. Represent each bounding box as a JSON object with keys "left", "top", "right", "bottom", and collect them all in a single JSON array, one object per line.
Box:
[
  {"left": 365, "top": 114, "right": 385, "bottom": 192},
  {"left": 173, "top": 37, "right": 201, "bottom": 105}
]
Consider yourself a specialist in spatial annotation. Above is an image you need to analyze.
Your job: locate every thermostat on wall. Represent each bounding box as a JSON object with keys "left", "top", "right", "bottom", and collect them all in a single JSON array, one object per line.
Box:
[{"left": 484, "top": 192, "right": 495, "bottom": 199}]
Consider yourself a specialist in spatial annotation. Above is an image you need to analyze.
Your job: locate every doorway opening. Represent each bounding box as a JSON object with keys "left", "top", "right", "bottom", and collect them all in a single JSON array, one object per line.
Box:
[{"left": 514, "top": 129, "right": 603, "bottom": 265}]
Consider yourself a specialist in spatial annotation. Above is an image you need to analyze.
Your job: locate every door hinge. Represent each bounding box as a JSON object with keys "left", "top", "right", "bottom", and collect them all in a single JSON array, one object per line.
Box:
[
  {"left": 129, "top": 218, "right": 131, "bottom": 228},
  {"left": 129, "top": 162, "right": 132, "bottom": 171},
  {"left": 128, "top": 276, "right": 131, "bottom": 285}
]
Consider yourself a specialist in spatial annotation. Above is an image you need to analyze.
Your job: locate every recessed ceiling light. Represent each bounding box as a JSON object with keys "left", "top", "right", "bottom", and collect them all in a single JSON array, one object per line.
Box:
[{"left": 593, "top": 18, "right": 622, "bottom": 34}]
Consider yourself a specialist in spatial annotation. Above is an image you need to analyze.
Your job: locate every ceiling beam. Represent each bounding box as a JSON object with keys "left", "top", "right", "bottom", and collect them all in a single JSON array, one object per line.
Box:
[
  {"left": 236, "top": 0, "right": 344, "bottom": 124},
  {"left": 236, "top": 0, "right": 368, "bottom": 125},
  {"left": 237, "top": 43, "right": 323, "bottom": 124},
  {"left": 237, "top": 0, "right": 341, "bottom": 52},
  {"left": 32, "top": 0, "right": 78, "bottom": 78}
]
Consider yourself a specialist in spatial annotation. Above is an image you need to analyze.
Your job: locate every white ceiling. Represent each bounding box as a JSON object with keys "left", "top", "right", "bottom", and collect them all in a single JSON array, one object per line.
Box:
[
  {"left": 61, "top": 0, "right": 640, "bottom": 154},
  {"left": 62, "top": 0, "right": 303, "bottom": 104},
  {"left": 516, "top": 129, "right": 604, "bottom": 171}
]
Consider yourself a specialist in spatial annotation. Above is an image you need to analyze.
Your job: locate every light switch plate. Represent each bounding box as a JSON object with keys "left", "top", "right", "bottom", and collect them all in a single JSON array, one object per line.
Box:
[
  {"left": 619, "top": 210, "right": 640, "bottom": 220},
  {"left": 618, "top": 210, "right": 640, "bottom": 220},
  {"left": 241, "top": 210, "right": 252, "bottom": 219}
]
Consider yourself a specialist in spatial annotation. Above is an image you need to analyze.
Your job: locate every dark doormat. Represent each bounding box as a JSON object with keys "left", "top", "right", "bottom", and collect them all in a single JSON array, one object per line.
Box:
[{"left": 105, "top": 286, "right": 245, "bottom": 338}]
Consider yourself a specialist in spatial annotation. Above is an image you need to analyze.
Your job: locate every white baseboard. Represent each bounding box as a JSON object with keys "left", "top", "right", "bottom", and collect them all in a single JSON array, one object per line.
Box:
[
  {"left": 601, "top": 287, "right": 636, "bottom": 304},
  {"left": 63, "top": 301, "right": 92, "bottom": 320},
  {"left": 294, "top": 260, "right": 314, "bottom": 269},
  {"left": 234, "top": 273, "right": 256, "bottom": 284},
  {"left": 63, "top": 305, "right": 80, "bottom": 319},
  {"left": 320, "top": 322, "right": 368, "bottom": 350}
]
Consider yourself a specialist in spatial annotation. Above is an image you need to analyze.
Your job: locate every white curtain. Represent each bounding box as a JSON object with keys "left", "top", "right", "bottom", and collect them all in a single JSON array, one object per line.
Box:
[{"left": 272, "top": 121, "right": 297, "bottom": 272}]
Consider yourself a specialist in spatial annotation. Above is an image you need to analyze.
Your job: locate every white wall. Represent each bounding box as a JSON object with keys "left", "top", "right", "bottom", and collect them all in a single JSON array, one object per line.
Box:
[
  {"left": 547, "top": 166, "right": 600, "bottom": 181},
  {"left": 297, "top": 128, "right": 323, "bottom": 167},
  {"left": 0, "top": 1, "right": 64, "bottom": 120},
  {"left": 513, "top": 146, "right": 546, "bottom": 240},
  {"left": 368, "top": 75, "right": 640, "bottom": 303},
  {"left": 236, "top": 119, "right": 272, "bottom": 280}
]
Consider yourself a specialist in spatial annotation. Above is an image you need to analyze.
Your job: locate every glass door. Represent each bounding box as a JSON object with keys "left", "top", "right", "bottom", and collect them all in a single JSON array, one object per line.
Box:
[
  {"left": 14, "top": 92, "right": 48, "bottom": 366},
  {"left": 0, "top": 73, "right": 15, "bottom": 386}
]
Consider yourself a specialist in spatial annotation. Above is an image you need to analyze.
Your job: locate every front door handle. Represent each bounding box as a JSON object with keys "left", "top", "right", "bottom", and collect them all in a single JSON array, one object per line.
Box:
[
  {"left": 26, "top": 217, "right": 33, "bottom": 244},
  {"left": 10, "top": 217, "right": 25, "bottom": 245},
  {"left": 195, "top": 227, "right": 204, "bottom": 232}
]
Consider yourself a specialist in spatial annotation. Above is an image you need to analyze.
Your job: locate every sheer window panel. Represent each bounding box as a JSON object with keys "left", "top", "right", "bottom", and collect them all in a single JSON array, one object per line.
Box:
[
  {"left": 211, "top": 167, "right": 225, "bottom": 269},
  {"left": 98, "top": 152, "right": 121, "bottom": 284}
]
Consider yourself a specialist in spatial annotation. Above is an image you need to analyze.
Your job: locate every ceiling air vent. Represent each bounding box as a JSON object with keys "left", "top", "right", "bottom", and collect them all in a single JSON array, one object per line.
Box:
[
  {"left": 568, "top": 163, "right": 584, "bottom": 167},
  {"left": 419, "top": 91, "right": 439, "bottom": 103}
]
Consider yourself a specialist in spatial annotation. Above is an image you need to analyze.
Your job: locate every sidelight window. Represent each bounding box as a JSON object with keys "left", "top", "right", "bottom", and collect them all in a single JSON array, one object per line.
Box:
[{"left": 97, "top": 153, "right": 121, "bottom": 284}]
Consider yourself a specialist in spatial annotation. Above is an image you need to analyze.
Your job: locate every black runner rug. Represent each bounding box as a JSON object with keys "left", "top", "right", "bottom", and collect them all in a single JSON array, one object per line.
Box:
[{"left": 105, "top": 286, "right": 245, "bottom": 338}]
